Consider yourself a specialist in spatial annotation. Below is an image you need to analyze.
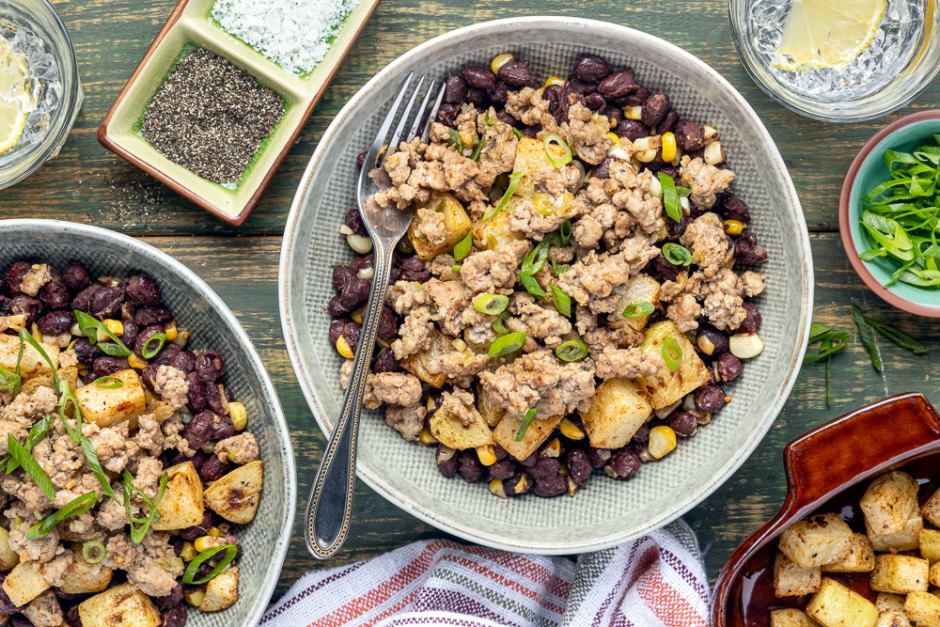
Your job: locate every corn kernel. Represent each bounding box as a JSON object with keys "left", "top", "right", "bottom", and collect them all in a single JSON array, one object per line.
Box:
[
  {"left": 181, "top": 542, "right": 197, "bottom": 561},
  {"left": 144, "top": 389, "right": 157, "bottom": 405},
  {"left": 164, "top": 320, "right": 178, "bottom": 341},
  {"left": 635, "top": 149, "right": 658, "bottom": 163},
  {"left": 351, "top": 308, "right": 364, "bottom": 325},
  {"left": 104, "top": 319, "right": 124, "bottom": 336},
  {"left": 512, "top": 474, "right": 530, "bottom": 495},
  {"left": 172, "top": 328, "right": 190, "bottom": 348},
  {"left": 128, "top": 354, "right": 148, "bottom": 370},
  {"left": 30, "top": 323, "right": 41, "bottom": 342},
  {"left": 185, "top": 588, "right": 205, "bottom": 607},
  {"left": 703, "top": 141, "right": 725, "bottom": 165},
  {"left": 723, "top": 219, "right": 745, "bottom": 236},
  {"left": 661, "top": 132, "right": 677, "bottom": 162},
  {"left": 476, "top": 445, "right": 497, "bottom": 466},
  {"left": 229, "top": 402, "right": 247, "bottom": 431},
  {"left": 703, "top": 125, "right": 720, "bottom": 144},
  {"left": 491, "top": 53, "right": 514, "bottom": 75},
  {"left": 336, "top": 336, "right": 355, "bottom": 359},
  {"left": 559, "top": 418, "right": 585, "bottom": 441},
  {"left": 226, "top": 448, "right": 241, "bottom": 462},
  {"left": 605, "top": 132, "right": 621, "bottom": 147},
  {"left": 194, "top": 535, "right": 227, "bottom": 553},
  {"left": 419, "top": 428, "right": 439, "bottom": 446},
  {"left": 540, "top": 438, "right": 561, "bottom": 458},
  {"left": 488, "top": 479, "right": 508, "bottom": 499},
  {"left": 544, "top": 76, "right": 565, "bottom": 88},
  {"left": 623, "top": 105, "right": 642, "bottom": 120},
  {"left": 208, "top": 526, "right": 222, "bottom": 538},
  {"left": 649, "top": 426, "right": 677, "bottom": 459}
]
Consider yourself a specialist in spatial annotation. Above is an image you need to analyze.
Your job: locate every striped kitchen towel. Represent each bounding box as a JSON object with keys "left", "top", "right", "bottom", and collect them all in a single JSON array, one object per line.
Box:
[{"left": 260, "top": 519, "right": 709, "bottom": 627}]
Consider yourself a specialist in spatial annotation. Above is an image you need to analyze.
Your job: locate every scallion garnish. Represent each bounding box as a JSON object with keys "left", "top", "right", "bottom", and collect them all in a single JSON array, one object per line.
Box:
[
  {"left": 662, "top": 243, "right": 693, "bottom": 267},
  {"left": 551, "top": 285, "right": 571, "bottom": 317},
  {"left": 512, "top": 127, "right": 522, "bottom": 139},
  {"left": 448, "top": 128, "right": 463, "bottom": 153},
  {"left": 519, "top": 274, "right": 547, "bottom": 299},
  {"left": 94, "top": 376, "right": 125, "bottom": 389},
  {"left": 521, "top": 239, "right": 551, "bottom": 276},
  {"left": 6, "top": 413, "right": 55, "bottom": 474},
  {"left": 659, "top": 172, "right": 683, "bottom": 223},
  {"left": 19, "top": 329, "right": 59, "bottom": 394},
  {"left": 483, "top": 110, "right": 495, "bottom": 126},
  {"left": 123, "top": 470, "right": 169, "bottom": 544},
  {"left": 559, "top": 219, "right": 573, "bottom": 246},
  {"left": 81, "top": 436, "right": 122, "bottom": 504},
  {"left": 555, "top": 338, "right": 588, "bottom": 362},
  {"left": 59, "top": 381, "right": 83, "bottom": 444},
  {"left": 662, "top": 337, "right": 682, "bottom": 371},
  {"left": 483, "top": 172, "right": 522, "bottom": 221},
  {"left": 452, "top": 264, "right": 462, "bottom": 274},
  {"left": 26, "top": 492, "right": 98, "bottom": 541},
  {"left": 453, "top": 231, "right": 473, "bottom": 262},
  {"left": 550, "top": 259, "right": 568, "bottom": 277},
  {"left": 543, "top": 133, "right": 572, "bottom": 168},
  {"left": 623, "top": 302, "right": 655, "bottom": 318},
  {"left": 182, "top": 544, "right": 238, "bottom": 585},
  {"left": 12, "top": 337, "right": 24, "bottom": 397},
  {"left": 487, "top": 332, "right": 527, "bottom": 358},
  {"left": 514, "top": 408, "right": 538, "bottom": 442},
  {"left": 141, "top": 332, "right": 166, "bottom": 360},
  {"left": 492, "top": 311, "right": 511, "bottom": 335},
  {"left": 0, "top": 366, "right": 20, "bottom": 392},
  {"left": 74, "top": 310, "right": 132, "bottom": 357},
  {"left": 82, "top": 540, "right": 106, "bottom": 564},
  {"left": 473, "top": 294, "right": 509, "bottom": 316},
  {"left": 7, "top": 434, "right": 55, "bottom": 501}
]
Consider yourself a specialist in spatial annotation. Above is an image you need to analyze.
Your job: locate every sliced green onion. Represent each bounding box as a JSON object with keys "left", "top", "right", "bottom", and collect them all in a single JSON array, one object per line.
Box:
[
  {"left": 483, "top": 110, "right": 495, "bottom": 126},
  {"left": 662, "top": 243, "right": 693, "bottom": 266},
  {"left": 488, "top": 332, "right": 527, "bottom": 358},
  {"left": 551, "top": 285, "right": 571, "bottom": 317},
  {"left": 182, "top": 544, "right": 238, "bottom": 585},
  {"left": 514, "top": 408, "right": 538, "bottom": 442},
  {"left": 26, "top": 492, "right": 98, "bottom": 541},
  {"left": 521, "top": 239, "right": 551, "bottom": 276},
  {"left": 74, "top": 311, "right": 132, "bottom": 357},
  {"left": 0, "top": 366, "right": 20, "bottom": 392},
  {"left": 471, "top": 138, "right": 488, "bottom": 162},
  {"left": 659, "top": 173, "right": 683, "bottom": 223},
  {"left": 94, "top": 376, "right": 125, "bottom": 389},
  {"left": 543, "top": 133, "right": 572, "bottom": 168},
  {"left": 453, "top": 231, "right": 473, "bottom": 262},
  {"left": 623, "top": 302, "right": 655, "bottom": 318},
  {"left": 12, "top": 337, "right": 24, "bottom": 397},
  {"left": 7, "top": 434, "right": 55, "bottom": 501},
  {"left": 851, "top": 305, "right": 882, "bottom": 372},
  {"left": 808, "top": 323, "right": 831, "bottom": 343},
  {"left": 483, "top": 172, "right": 522, "bottom": 221},
  {"left": 863, "top": 315, "right": 929, "bottom": 354},
  {"left": 550, "top": 259, "right": 568, "bottom": 277},
  {"left": 448, "top": 128, "right": 463, "bottom": 153},
  {"left": 19, "top": 330, "right": 59, "bottom": 394},
  {"left": 58, "top": 380, "right": 83, "bottom": 445},
  {"left": 82, "top": 541, "right": 106, "bottom": 564},
  {"left": 559, "top": 220, "right": 573, "bottom": 246},
  {"left": 473, "top": 294, "right": 509, "bottom": 316},
  {"left": 803, "top": 331, "right": 850, "bottom": 362},
  {"left": 451, "top": 264, "right": 462, "bottom": 274},
  {"left": 7, "top": 413, "right": 55, "bottom": 474},
  {"left": 555, "top": 339, "right": 588, "bottom": 362},
  {"left": 662, "top": 337, "right": 682, "bottom": 371},
  {"left": 492, "top": 311, "right": 511, "bottom": 334},
  {"left": 512, "top": 127, "right": 522, "bottom": 139},
  {"left": 81, "top": 437, "right": 122, "bottom": 504},
  {"left": 519, "top": 274, "right": 547, "bottom": 299},
  {"left": 141, "top": 332, "right": 166, "bottom": 360},
  {"left": 124, "top": 470, "right": 169, "bottom": 544}
]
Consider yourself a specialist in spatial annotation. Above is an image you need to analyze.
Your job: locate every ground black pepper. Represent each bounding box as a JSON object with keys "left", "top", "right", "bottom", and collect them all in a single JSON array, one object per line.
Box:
[{"left": 141, "top": 49, "right": 285, "bottom": 185}]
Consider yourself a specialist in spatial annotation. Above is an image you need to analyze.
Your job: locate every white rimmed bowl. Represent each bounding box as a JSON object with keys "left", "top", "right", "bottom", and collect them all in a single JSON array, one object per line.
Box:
[
  {"left": 0, "top": 220, "right": 295, "bottom": 627},
  {"left": 279, "top": 17, "right": 813, "bottom": 554}
]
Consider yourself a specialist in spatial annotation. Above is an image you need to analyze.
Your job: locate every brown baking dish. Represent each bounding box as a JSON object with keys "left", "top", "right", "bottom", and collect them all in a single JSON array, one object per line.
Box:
[{"left": 712, "top": 392, "right": 940, "bottom": 627}]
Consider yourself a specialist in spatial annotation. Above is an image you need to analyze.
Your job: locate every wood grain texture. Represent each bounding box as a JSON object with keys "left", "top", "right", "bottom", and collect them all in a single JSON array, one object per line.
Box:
[{"left": 3, "top": 0, "right": 938, "bottom": 234}]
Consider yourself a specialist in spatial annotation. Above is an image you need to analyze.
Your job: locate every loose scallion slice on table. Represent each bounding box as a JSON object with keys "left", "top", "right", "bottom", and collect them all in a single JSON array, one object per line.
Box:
[
  {"left": 551, "top": 285, "right": 571, "bottom": 317},
  {"left": 82, "top": 540, "right": 106, "bottom": 564},
  {"left": 803, "top": 322, "right": 850, "bottom": 407},
  {"left": 473, "top": 294, "right": 509, "bottom": 316},
  {"left": 488, "top": 332, "right": 527, "bottom": 358},
  {"left": 183, "top": 544, "right": 238, "bottom": 585},
  {"left": 662, "top": 337, "right": 682, "bottom": 371},
  {"left": 514, "top": 407, "right": 538, "bottom": 442},
  {"left": 26, "top": 492, "right": 98, "bottom": 541},
  {"left": 74, "top": 310, "right": 132, "bottom": 357},
  {"left": 8, "top": 434, "right": 55, "bottom": 501},
  {"left": 555, "top": 338, "right": 588, "bottom": 362},
  {"left": 543, "top": 133, "right": 572, "bottom": 168},
  {"left": 483, "top": 172, "right": 522, "bottom": 220},
  {"left": 19, "top": 330, "right": 59, "bottom": 394},
  {"left": 452, "top": 231, "right": 473, "bottom": 262},
  {"left": 623, "top": 302, "right": 655, "bottom": 318},
  {"left": 863, "top": 315, "right": 929, "bottom": 354},
  {"left": 851, "top": 305, "right": 882, "bottom": 372},
  {"left": 94, "top": 376, "right": 125, "bottom": 389},
  {"left": 662, "top": 243, "right": 693, "bottom": 266}
]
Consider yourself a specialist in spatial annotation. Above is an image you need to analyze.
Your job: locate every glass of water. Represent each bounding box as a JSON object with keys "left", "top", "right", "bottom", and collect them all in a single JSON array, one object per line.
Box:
[
  {"left": 0, "top": 0, "right": 82, "bottom": 190},
  {"left": 729, "top": 0, "right": 940, "bottom": 122}
]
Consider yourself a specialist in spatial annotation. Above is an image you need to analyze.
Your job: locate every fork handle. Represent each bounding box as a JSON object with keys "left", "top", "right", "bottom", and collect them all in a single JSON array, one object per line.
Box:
[{"left": 304, "top": 239, "right": 396, "bottom": 559}]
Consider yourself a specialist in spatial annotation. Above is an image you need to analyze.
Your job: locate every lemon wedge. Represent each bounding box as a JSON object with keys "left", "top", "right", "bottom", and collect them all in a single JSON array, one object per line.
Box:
[
  {"left": 0, "top": 39, "right": 31, "bottom": 156},
  {"left": 771, "top": 0, "right": 886, "bottom": 71}
]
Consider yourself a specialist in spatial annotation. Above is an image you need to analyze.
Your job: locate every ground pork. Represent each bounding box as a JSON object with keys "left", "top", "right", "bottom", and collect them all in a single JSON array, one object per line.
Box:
[
  {"left": 386, "top": 281, "right": 434, "bottom": 316},
  {"left": 414, "top": 207, "right": 448, "bottom": 246},
  {"left": 460, "top": 239, "right": 531, "bottom": 294},
  {"left": 61, "top": 512, "right": 101, "bottom": 542},
  {"left": 161, "top": 414, "right": 192, "bottom": 456},
  {"left": 1, "top": 471, "right": 53, "bottom": 513},
  {"left": 391, "top": 308, "right": 435, "bottom": 360},
  {"left": 667, "top": 294, "right": 703, "bottom": 333},
  {"left": 23, "top": 589, "right": 62, "bottom": 626},
  {"left": 427, "top": 253, "right": 461, "bottom": 281},
  {"left": 573, "top": 203, "right": 618, "bottom": 248},
  {"left": 40, "top": 549, "right": 73, "bottom": 588},
  {"left": 135, "top": 413, "right": 165, "bottom": 458},
  {"left": 582, "top": 326, "right": 643, "bottom": 356},
  {"left": 9, "top": 522, "right": 58, "bottom": 563},
  {"left": 701, "top": 268, "right": 747, "bottom": 331},
  {"left": 478, "top": 349, "right": 595, "bottom": 419},
  {"left": 440, "top": 388, "right": 477, "bottom": 427},
  {"left": 103, "top": 532, "right": 181, "bottom": 598},
  {"left": 607, "top": 161, "right": 663, "bottom": 236},
  {"left": 422, "top": 280, "right": 477, "bottom": 337},
  {"left": 133, "top": 456, "right": 163, "bottom": 501},
  {"left": 339, "top": 360, "right": 380, "bottom": 410},
  {"left": 575, "top": 304, "right": 597, "bottom": 336},
  {"left": 738, "top": 271, "right": 765, "bottom": 298},
  {"left": 2, "top": 385, "right": 57, "bottom": 424},
  {"left": 509, "top": 166, "right": 588, "bottom": 239},
  {"left": 565, "top": 100, "right": 614, "bottom": 165},
  {"left": 19, "top": 264, "right": 52, "bottom": 297},
  {"left": 384, "top": 405, "right": 427, "bottom": 441},
  {"left": 51, "top": 473, "right": 103, "bottom": 511},
  {"left": 475, "top": 111, "right": 518, "bottom": 188},
  {"left": 367, "top": 373, "right": 422, "bottom": 408},
  {"left": 509, "top": 197, "right": 564, "bottom": 241},
  {"left": 505, "top": 87, "right": 552, "bottom": 127},
  {"left": 426, "top": 351, "right": 490, "bottom": 387},
  {"left": 56, "top": 349, "right": 78, "bottom": 370},
  {"left": 33, "top": 434, "right": 82, "bottom": 490},
  {"left": 680, "top": 156, "right": 735, "bottom": 209},
  {"left": 594, "top": 347, "right": 665, "bottom": 380},
  {"left": 556, "top": 243, "right": 658, "bottom": 314},
  {"left": 681, "top": 213, "right": 728, "bottom": 278},
  {"left": 153, "top": 365, "right": 189, "bottom": 411},
  {"left": 370, "top": 138, "right": 433, "bottom": 211},
  {"left": 506, "top": 292, "right": 572, "bottom": 347},
  {"left": 215, "top": 432, "right": 259, "bottom": 465},
  {"left": 98, "top": 496, "right": 128, "bottom": 531},
  {"left": 83, "top": 422, "right": 138, "bottom": 474}
]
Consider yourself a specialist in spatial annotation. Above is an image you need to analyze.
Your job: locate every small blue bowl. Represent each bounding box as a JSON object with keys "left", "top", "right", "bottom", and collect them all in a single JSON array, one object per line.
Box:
[{"left": 840, "top": 111, "right": 940, "bottom": 317}]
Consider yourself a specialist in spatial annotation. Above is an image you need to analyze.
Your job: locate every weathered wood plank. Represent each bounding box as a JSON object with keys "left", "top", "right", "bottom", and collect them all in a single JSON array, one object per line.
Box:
[{"left": 3, "top": 0, "right": 935, "bottom": 235}]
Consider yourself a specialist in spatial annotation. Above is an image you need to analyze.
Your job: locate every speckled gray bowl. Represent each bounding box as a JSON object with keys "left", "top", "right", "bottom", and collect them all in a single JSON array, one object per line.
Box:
[
  {"left": 0, "top": 219, "right": 295, "bottom": 626},
  {"left": 279, "top": 17, "right": 814, "bottom": 554}
]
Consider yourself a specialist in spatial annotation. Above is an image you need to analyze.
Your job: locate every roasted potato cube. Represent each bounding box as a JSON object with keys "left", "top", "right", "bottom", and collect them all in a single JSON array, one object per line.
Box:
[
  {"left": 204, "top": 461, "right": 263, "bottom": 525},
  {"left": 20, "top": 365, "right": 76, "bottom": 396},
  {"left": 493, "top": 412, "right": 562, "bottom": 461},
  {"left": 59, "top": 544, "right": 112, "bottom": 595},
  {"left": 806, "top": 577, "right": 879, "bottom": 627},
  {"left": 870, "top": 554, "right": 929, "bottom": 594},
  {"left": 75, "top": 369, "right": 146, "bottom": 428},
  {"left": 401, "top": 328, "right": 458, "bottom": 388},
  {"left": 79, "top": 583, "right": 160, "bottom": 627},
  {"left": 429, "top": 406, "right": 494, "bottom": 451},
  {"left": 0, "top": 334, "right": 58, "bottom": 380},
  {"left": 199, "top": 566, "right": 239, "bottom": 612},
  {"left": 922, "top": 530, "right": 940, "bottom": 563},
  {"left": 580, "top": 378, "right": 652, "bottom": 449},
  {"left": 868, "top": 508, "right": 922, "bottom": 552},
  {"left": 779, "top": 513, "right": 853, "bottom": 568},
  {"left": 472, "top": 209, "right": 526, "bottom": 252},
  {"left": 152, "top": 461, "right": 204, "bottom": 531},
  {"left": 874, "top": 610, "right": 911, "bottom": 627},
  {"left": 771, "top": 609, "right": 821, "bottom": 627},
  {"left": 637, "top": 321, "right": 712, "bottom": 410},
  {"left": 775, "top": 552, "right": 821, "bottom": 597},
  {"left": 613, "top": 274, "right": 661, "bottom": 332},
  {"left": 862, "top": 471, "right": 919, "bottom": 537},
  {"left": 922, "top": 486, "right": 940, "bottom": 528},
  {"left": 476, "top": 385, "right": 505, "bottom": 428},
  {"left": 823, "top": 533, "right": 875, "bottom": 573},
  {"left": 929, "top": 561, "right": 940, "bottom": 588},
  {"left": 877, "top": 593, "right": 906, "bottom": 612},
  {"left": 407, "top": 192, "right": 472, "bottom": 261},
  {"left": 0, "top": 528, "right": 18, "bottom": 572},
  {"left": 513, "top": 137, "right": 568, "bottom": 197},
  {"left": 0, "top": 315, "right": 27, "bottom": 333},
  {"left": 2, "top": 561, "right": 49, "bottom": 607},
  {"left": 904, "top": 590, "right": 940, "bottom": 627}
]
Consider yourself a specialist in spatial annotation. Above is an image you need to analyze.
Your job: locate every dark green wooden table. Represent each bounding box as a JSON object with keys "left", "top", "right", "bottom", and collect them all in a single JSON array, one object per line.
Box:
[{"left": 6, "top": 0, "right": 940, "bottom": 603}]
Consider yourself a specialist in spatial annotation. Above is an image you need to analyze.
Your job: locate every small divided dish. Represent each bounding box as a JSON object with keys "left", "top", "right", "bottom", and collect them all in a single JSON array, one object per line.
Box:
[{"left": 98, "top": 0, "right": 380, "bottom": 225}]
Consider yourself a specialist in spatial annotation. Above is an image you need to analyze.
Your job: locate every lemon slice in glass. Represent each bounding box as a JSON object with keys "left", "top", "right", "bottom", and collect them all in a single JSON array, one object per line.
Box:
[
  {"left": 0, "top": 40, "right": 32, "bottom": 156},
  {"left": 771, "top": 0, "right": 886, "bottom": 71}
]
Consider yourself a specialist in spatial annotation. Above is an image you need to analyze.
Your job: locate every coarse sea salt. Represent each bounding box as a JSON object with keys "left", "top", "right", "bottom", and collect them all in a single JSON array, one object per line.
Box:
[{"left": 211, "top": 0, "right": 360, "bottom": 76}]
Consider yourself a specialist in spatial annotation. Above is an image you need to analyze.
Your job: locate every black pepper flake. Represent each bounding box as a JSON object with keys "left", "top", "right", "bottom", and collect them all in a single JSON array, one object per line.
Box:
[{"left": 141, "top": 49, "right": 285, "bottom": 185}]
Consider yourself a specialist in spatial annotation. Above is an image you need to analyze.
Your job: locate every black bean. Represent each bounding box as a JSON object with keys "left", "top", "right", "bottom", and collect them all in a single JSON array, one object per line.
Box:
[
  {"left": 618, "top": 85, "right": 650, "bottom": 107},
  {"left": 339, "top": 279, "right": 371, "bottom": 312},
  {"left": 488, "top": 459, "right": 516, "bottom": 481},
  {"left": 94, "top": 357, "right": 129, "bottom": 378},
  {"left": 205, "top": 383, "right": 226, "bottom": 417},
  {"left": 62, "top": 263, "right": 90, "bottom": 292},
  {"left": 328, "top": 295, "right": 346, "bottom": 317},
  {"left": 465, "top": 87, "right": 486, "bottom": 108},
  {"left": 377, "top": 307, "right": 399, "bottom": 341},
  {"left": 329, "top": 319, "right": 346, "bottom": 345},
  {"left": 495, "top": 110, "right": 516, "bottom": 126},
  {"left": 341, "top": 321, "right": 362, "bottom": 353},
  {"left": 0, "top": 577, "right": 17, "bottom": 612},
  {"left": 10, "top": 296, "right": 41, "bottom": 324},
  {"left": 170, "top": 350, "right": 194, "bottom": 374},
  {"left": 344, "top": 209, "right": 368, "bottom": 237},
  {"left": 209, "top": 413, "right": 235, "bottom": 441},
  {"left": 65, "top": 604, "right": 82, "bottom": 627},
  {"left": 186, "top": 372, "right": 207, "bottom": 412},
  {"left": 584, "top": 92, "right": 605, "bottom": 111},
  {"left": 717, "top": 352, "right": 743, "bottom": 382},
  {"left": 184, "top": 411, "right": 215, "bottom": 449},
  {"left": 160, "top": 606, "right": 187, "bottom": 627},
  {"left": 642, "top": 149, "right": 666, "bottom": 172},
  {"left": 697, "top": 326, "right": 729, "bottom": 356},
  {"left": 37, "top": 310, "right": 75, "bottom": 335},
  {"left": 135, "top": 307, "right": 173, "bottom": 326},
  {"left": 351, "top": 254, "right": 374, "bottom": 274},
  {"left": 587, "top": 447, "right": 611, "bottom": 469},
  {"left": 632, "top": 422, "right": 650, "bottom": 444},
  {"left": 219, "top": 534, "right": 244, "bottom": 560},
  {"left": 736, "top": 303, "right": 762, "bottom": 333},
  {"left": 695, "top": 385, "right": 726, "bottom": 413},
  {"left": 490, "top": 80, "right": 509, "bottom": 105},
  {"left": 443, "top": 74, "right": 467, "bottom": 104},
  {"left": 458, "top": 452, "right": 484, "bottom": 483},
  {"left": 89, "top": 286, "right": 124, "bottom": 317},
  {"left": 436, "top": 445, "right": 458, "bottom": 477},
  {"left": 72, "top": 338, "right": 103, "bottom": 366},
  {"left": 71, "top": 284, "right": 101, "bottom": 313},
  {"left": 153, "top": 582, "right": 184, "bottom": 609},
  {"left": 152, "top": 342, "right": 182, "bottom": 367},
  {"left": 12, "top": 616, "right": 34, "bottom": 627},
  {"left": 669, "top": 411, "right": 698, "bottom": 437},
  {"left": 640, "top": 91, "right": 669, "bottom": 127},
  {"left": 543, "top": 84, "right": 562, "bottom": 116},
  {"left": 122, "top": 274, "right": 161, "bottom": 307},
  {"left": 674, "top": 120, "right": 705, "bottom": 151},
  {"left": 356, "top": 151, "right": 367, "bottom": 171},
  {"left": 591, "top": 156, "right": 612, "bottom": 180},
  {"left": 534, "top": 474, "right": 567, "bottom": 497},
  {"left": 528, "top": 457, "right": 560, "bottom": 482},
  {"left": 602, "top": 105, "right": 622, "bottom": 128},
  {"left": 178, "top": 510, "right": 214, "bottom": 541},
  {"left": 38, "top": 279, "right": 70, "bottom": 310},
  {"left": 372, "top": 348, "right": 399, "bottom": 373},
  {"left": 195, "top": 350, "right": 225, "bottom": 382},
  {"left": 522, "top": 124, "right": 541, "bottom": 139},
  {"left": 605, "top": 449, "right": 640, "bottom": 479},
  {"left": 566, "top": 78, "right": 598, "bottom": 96},
  {"left": 198, "top": 454, "right": 229, "bottom": 482},
  {"left": 497, "top": 60, "right": 534, "bottom": 86},
  {"left": 722, "top": 197, "right": 751, "bottom": 222},
  {"left": 566, "top": 449, "right": 592, "bottom": 486},
  {"left": 436, "top": 103, "right": 458, "bottom": 127},
  {"left": 657, "top": 109, "right": 679, "bottom": 135},
  {"left": 4, "top": 261, "right": 30, "bottom": 298},
  {"left": 597, "top": 69, "right": 636, "bottom": 99},
  {"left": 332, "top": 265, "right": 357, "bottom": 292},
  {"left": 735, "top": 230, "right": 768, "bottom": 264},
  {"left": 665, "top": 213, "right": 691, "bottom": 240},
  {"left": 0, "top": 296, "right": 8, "bottom": 315},
  {"left": 615, "top": 119, "right": 650, "bottom": 142},
  {"left": 462, "top": 66, "right": 496, "bottom": 90},
  {"left": 572, "top": 55, "right": 610, "bottom": 83},
  {"left": 134, "top": 325, "right": 164, "bottom": 359}
]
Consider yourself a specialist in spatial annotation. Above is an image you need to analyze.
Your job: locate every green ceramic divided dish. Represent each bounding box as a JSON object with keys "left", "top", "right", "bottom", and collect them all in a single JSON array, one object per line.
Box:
[{"left": 840, "top": 111, "right": 940, "bottom": 317}]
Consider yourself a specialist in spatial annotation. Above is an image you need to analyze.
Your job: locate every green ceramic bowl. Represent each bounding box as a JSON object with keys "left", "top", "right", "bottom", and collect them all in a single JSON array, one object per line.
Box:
[{"left": 840, "top": 111, "right": 940, "bottom": 317}]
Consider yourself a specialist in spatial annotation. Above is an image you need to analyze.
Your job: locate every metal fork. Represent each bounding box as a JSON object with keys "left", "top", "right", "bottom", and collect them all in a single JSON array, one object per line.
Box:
[{"left": 305, "top": 73, "right": 446, "bottom": 559}]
